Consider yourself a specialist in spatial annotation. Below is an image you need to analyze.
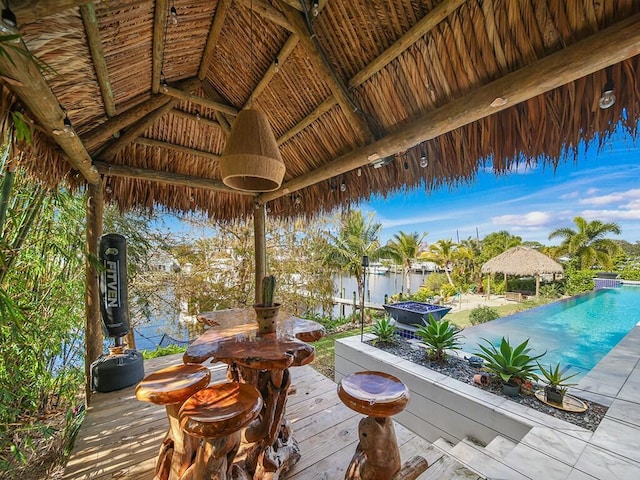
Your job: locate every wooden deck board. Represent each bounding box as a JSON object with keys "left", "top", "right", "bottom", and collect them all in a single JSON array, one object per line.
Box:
[{"left": 63, "top": 353, "right": 480, "bottom": 479}]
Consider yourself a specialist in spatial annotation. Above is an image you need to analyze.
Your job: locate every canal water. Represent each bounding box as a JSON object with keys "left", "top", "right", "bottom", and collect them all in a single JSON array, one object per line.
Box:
[{"left": 130, "top": 270, "right": 433, "bottom": 351}]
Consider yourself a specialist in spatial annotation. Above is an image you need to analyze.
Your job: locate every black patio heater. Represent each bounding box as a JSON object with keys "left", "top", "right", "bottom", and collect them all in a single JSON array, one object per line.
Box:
[
  {"left": 90, "top": 233, "right": 144, "bottom": 392},
  {"left": 360, "top": 255, "right": 369, "bottom": 341}
]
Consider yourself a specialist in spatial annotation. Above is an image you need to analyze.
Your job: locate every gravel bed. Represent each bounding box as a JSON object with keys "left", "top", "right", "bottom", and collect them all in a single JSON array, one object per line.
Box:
[{"left": 370, "top": 338, "right": 608, "bottom": 432}]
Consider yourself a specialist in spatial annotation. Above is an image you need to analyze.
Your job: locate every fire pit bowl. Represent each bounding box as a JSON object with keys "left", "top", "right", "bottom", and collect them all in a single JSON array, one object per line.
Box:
[{"left": 383, "top": 301, "right": 452, "bottom": 326}]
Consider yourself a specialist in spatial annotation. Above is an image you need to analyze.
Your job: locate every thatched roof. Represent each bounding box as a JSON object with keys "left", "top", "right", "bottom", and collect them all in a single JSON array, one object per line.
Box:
[
  {"left": 1, "top": 1, "right": 639, "bottom": 222},
  {"left": 481, "top": 246, "right": 563, "bottom": 276}
]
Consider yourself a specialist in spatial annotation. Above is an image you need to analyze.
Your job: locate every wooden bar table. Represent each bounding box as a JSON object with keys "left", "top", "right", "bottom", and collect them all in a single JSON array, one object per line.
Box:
[{"left": 184, "top": 309, "right": 325, "bottom": 480}]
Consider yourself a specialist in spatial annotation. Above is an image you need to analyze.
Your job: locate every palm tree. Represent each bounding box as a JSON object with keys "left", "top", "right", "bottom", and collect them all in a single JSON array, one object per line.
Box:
[
  {"left": 427, "top": 239, "right": 458, "bottom": 285},
  {"left": 386, "top": 231, "right": 427, "bottom": 295},
  {"left": 548, "top": 216, "right": 622, "bottom": 270},
  {"left": 323, "top": 210, "right": 388, "bottom": 318}
]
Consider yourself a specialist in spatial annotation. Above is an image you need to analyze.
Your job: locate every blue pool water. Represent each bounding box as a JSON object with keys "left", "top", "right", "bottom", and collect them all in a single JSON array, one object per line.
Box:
[{"left": 459, "top": 285, "right": 640, "bottom": 380}]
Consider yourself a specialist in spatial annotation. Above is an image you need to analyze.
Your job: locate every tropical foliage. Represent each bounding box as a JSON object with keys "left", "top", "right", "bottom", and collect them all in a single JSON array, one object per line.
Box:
[
  {"left": 475, "top": 337, "right": 545, "bottom": 384},
  {"left": 386, "top": 231, "right": 427, "bottom": 295},
  {"left": 537, "top": 362, "right": 579, "bottom": 393},
  {"left": 469, "top": 306, "right": 500, "bottom": 325},
  {"left": 548, "top": 216, "right": 622, "bottom": 270},
  {"left": 414, "top": 315, "right": 463, "bottom": 363},
  {"left": 371, "top": 315, "right": 397, "bottom": 345}
]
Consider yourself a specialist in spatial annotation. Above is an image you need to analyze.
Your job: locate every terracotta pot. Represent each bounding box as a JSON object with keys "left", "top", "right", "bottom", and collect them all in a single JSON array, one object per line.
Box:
[
  {"left": 253, "top": 303, "right": 281, "bottom": 334},
  {"left": 473, "top": 373, "right": 490, "bottom": 387}
]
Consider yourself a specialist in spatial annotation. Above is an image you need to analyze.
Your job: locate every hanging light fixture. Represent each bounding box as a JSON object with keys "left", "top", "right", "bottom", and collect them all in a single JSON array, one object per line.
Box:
[
  {"left": 599, "top": 67, "right": 616, "bottom": 110},
  {"left": 170, "top": 5, "right": 178, "bottom": 25},
  {"left": 1, "top": 1, "right": 16, "bottom": 28},
  {"left": 419, "top": 148, "right": 429, "bottom": 168},
  {"left": 218, "top": 0, "right": 285, "bottom": 192}
]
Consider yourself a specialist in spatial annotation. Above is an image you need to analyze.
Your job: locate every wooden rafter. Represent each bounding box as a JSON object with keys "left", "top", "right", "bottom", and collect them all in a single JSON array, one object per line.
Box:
[
  {"left": 163, "top": 84, "right": 239, "bottom": 116},
  {"left": 260, "top": 13, "right": 640, "bottom": 202},
  {"left": 136, "top": 137, "right": 220, "bottom": 161},
  {"left": 277, "top": 96, "right": 334, "bottom": 145},
  {"left": 198, "top": 0, "right": 233, "bottom": 81},
  {"left": 171, "top": 108, "right": 220, "bottom": 130},
  {"left": 80, "top": 3, "right": 116, "bottom": 117},
  {"left": 151, "top": 0, "right": 168, "bottom": 94},
  {"left": 244, "top": 35, "right": 299, "bottom": 109},
  {"left": 278, "top": 0, "right": 328, "bottom": 13},
  {"left": 276, "top": 0, "right": 373, "bottom": 144},
  {"left": 12, "top": 0, "right": 90, "bottom": 26},
  {"left": 81, "top": 78, "right": 200, "bottom": 152},
  {"left": 97, "top": 100, "right": 177, "bottom": 161},
  {"left": 277, "top": 0, "right": 462, "bottom": 145},
  {"left": 0, "top": 35, "right": 99, "bottom": 183},
  {"left": 93, "top": 161, "right": 252, "bottom": 195},
  {"left": 348, "top": 0, "right": 467, "bottom": 89},
  {"left": 236, "top": 0, "right": 292, "bottom": 32}
]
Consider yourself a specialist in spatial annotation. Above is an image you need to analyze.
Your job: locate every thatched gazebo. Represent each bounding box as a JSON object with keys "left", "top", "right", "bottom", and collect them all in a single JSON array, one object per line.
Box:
[
  {"left": 0, "top": 1, "right": 637, "bottom": 394},
  {"left": 481, "top": 246, "right": 564, "bottom": 297}
]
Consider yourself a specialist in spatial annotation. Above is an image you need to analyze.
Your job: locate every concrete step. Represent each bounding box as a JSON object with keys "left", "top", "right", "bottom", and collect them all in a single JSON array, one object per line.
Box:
[
  {"left": 485, "top": 435, "right": 517, "bottom": 457},
  {"left": 448, "top": 437, "right": 529, "bottom": 479},
  {"left": 418, "top": 454, "right": 483, "bottom": 479},
  {"left": 432, "top": 437, "right": 455, "bottom": 454}
]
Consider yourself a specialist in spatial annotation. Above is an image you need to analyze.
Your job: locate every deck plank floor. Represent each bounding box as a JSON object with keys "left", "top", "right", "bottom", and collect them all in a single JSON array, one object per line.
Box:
[{"left": 63, "top": 354, "right": 480, "bottom": 480}]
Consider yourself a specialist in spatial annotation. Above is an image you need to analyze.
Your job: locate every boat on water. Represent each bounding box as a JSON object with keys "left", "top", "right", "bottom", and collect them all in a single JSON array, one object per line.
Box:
[{"left": 368, "top": 262, "right": 390, "bottom": 275}]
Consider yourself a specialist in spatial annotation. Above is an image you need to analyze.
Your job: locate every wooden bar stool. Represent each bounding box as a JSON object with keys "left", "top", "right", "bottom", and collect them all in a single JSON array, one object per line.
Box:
[
  {"left": 179, "top": 382, "right": 263, "bottom": 480},
  {"left": 135, "top": 364, "right": 211, "bottom": 480},
  {"left": 338, "top": 371, "right": 427, "bottom": 480}
]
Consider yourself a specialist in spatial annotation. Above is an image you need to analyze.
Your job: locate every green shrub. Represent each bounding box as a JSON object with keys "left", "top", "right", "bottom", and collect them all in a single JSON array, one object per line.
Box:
[
  {"left": 506, "top": 278, "right": 536, "bottom": 293},
  {"left": 474, "top": 337, "right": 545, "bottom": 384},
  {"left": 142, "top": 344, "right": 187, "bottom": 359},
  {"left": 483, "top": 277, "right": 505, "bottom": 294},
  {"left": 372, "top": 315, "right": 397, "bottom": 345},
  {"left": 469, "top": 306, "right": 500, "bottom": 325},
  {"left": 620, "top": 268, "right": 640, "bottom": 281},
  {"left": 423, "top": 273, "right": 447, "bottom": 293},
  {"left": 410, "top": 287, "right": 435, "bottom": 302},
  {"left": 440, "top": 283, "right": 458, "bottom": 299},
  {"left": 564, "top": 270, "right": 595, "bottom": 295},
  {"left": 414, "top": 315, "right": 463, "bottom": 363},
  {"left": 539, "top": 283, "right": 562, "bottom": 299}
]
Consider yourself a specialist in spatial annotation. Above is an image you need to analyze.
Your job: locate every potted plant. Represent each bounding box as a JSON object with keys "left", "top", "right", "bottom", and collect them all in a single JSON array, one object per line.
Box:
[
  {"left": 474, "top": 337, "right": 545, "bottom": 397},
  {"left": 537, "top": 362, "right": 579, "bottom": 404},
  {"left": 414, "top": 314, "right": 463, "bottom": 363},
  {"left": 253, "top": 275, "right": 281, "bottom": 333}
]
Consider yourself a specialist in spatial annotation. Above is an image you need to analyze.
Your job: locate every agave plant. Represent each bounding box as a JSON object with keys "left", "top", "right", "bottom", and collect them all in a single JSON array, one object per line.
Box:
[
  {"left": 537, "top": 362, "right": 579, "bottom": 403},
  {"left": 372, "top": 315, "right": 397, "bottom": 345},
  {"left": 475, "top": 337, "right": 545, "bottom": 384},
  {"left": 414, "top": 314, "right": 462, "bottom": 363}
]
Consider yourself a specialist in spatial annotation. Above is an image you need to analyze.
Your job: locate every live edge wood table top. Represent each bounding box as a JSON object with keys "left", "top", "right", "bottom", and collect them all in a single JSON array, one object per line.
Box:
[{"left": 182, "top": 308, "right": 326, "bottom": 480}]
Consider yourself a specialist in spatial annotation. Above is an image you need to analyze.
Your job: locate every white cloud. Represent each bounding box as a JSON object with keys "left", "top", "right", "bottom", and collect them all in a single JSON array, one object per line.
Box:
[
  {"left": 491, "top": 211, "right": 553, "bottom": 227},
  {"left": 581, "top": 209, "right": 640, "bottom": 221},
  {"left": 586, "top": 187, "right": 599, "bottom": 195},
  {"left": 578, "top": 189, "right": 640, "bottom": 206},
  {"left": 560, "top": 192, "right": 580, "bottom": 199}
]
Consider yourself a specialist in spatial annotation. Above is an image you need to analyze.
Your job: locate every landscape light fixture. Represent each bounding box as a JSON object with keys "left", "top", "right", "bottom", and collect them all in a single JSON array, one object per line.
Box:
[
  {"left": 599, "top": 68, "right": 616, "bottom": 110},
  {"left": 360, "top": 255, "right": 369, "bottom": 342}
]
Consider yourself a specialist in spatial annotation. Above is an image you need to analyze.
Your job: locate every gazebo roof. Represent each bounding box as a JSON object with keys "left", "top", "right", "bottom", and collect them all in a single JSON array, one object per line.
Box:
[
  {"left": 481, "top": 246, "right": 564, "bottom": 276},
  {"left": 1, "top": 1, "right": 639, "bottom": 221}
]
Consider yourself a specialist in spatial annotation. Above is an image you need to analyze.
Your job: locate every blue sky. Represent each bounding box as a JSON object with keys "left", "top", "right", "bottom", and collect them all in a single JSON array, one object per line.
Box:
[{"left": 362, "top": 128, "right": 640, "bottom": 245}]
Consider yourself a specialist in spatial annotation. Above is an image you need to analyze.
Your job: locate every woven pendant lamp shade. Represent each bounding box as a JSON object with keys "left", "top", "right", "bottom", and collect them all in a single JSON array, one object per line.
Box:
[{"left": 219, "top": 109, "right": 286, "bottom": 192}]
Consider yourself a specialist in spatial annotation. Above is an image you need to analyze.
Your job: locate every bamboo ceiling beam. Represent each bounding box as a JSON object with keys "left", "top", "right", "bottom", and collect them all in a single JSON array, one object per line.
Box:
[
  {"left": 136, "top": 137, "right": 220, "bottom": 161},
  {"left": 80, "top": 3, "right": 116, "bottom": 117},
  {"left": 276, "top": 0, "right": 373, "bottom": 144},
  {"left": 277, "top": 0, "right": 459, "bottom": 145},
  {"left": 349, "top": 0, "right": 467, "bottom": 89},
  {"left": 97, "top": 99, "right": 177, "bottom": 161},
  {"left": 201, "top": 79, "right": 233, "bottom": 135},
  {"left": 151, "top": 0, "right": 169, "bottom": 94},
  {"left": 244, "top": 35, "right": 299, "bottom": 109},
  {"left": 171, "top": 108, "right": 221, "bottom": 130},
  {"left": 277, "top": 96, "right": 334, "bottom": 145},
  {"left": 236, "top": 0, "right": 293, "bottom": 32},
  {"left": 93, "top": 161, "right": 253, "bottom": 195},
  {"left": 0, "top": 35, "right": 99, "bottom": 183},
  {"left": 81, "top": 78, "right": 200, "bottom": 152},
  {"left": 198, "top": 0, "right": 233, "bottom": 81},
  {"left": 11, "top": 0, "right": 90, "bottom": 26},
  {"left": 163, "top": 85, "right": 239, "bottom": 116},
  {"left": 260, "top": 14, "right": 640, "bottom": 203},
  {"left": 278, "top": 0, "right": 328, "bottom": 13}
]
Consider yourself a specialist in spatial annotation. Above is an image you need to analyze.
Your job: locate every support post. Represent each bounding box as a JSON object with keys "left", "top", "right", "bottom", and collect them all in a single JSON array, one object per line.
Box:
[
  {"left": 85, "top": 182, "right": 104, "bottom": 404},
  {"left": 254, "top": 203, "right": 267, "bottom": 304}
]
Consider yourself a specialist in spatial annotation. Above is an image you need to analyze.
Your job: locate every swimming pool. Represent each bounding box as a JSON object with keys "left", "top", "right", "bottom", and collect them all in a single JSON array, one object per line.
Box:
[{"left": 459, "top": 285, "right": 640, "bottom": 380}]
